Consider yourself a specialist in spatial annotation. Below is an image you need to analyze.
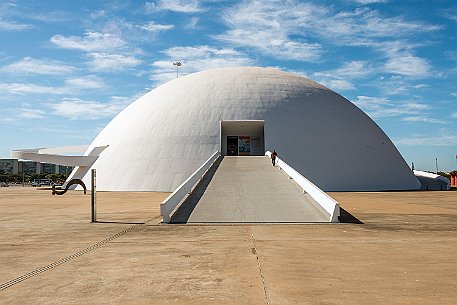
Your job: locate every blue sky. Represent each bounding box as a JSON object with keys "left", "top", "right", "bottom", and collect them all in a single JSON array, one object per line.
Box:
[{"left": 0, "top": 0, "right": 456, "bottom": 172}]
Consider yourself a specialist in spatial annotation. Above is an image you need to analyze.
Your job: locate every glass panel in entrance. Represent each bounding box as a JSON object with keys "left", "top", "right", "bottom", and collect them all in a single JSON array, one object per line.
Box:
[
  {"left": 238, "top": 136, "right": 251, "bottom": 156},
  {"left": 227, "top": 136, "right": 238, "bottom": 156}
]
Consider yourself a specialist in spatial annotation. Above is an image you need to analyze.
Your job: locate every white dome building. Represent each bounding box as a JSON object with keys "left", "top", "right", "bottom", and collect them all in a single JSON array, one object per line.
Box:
[{"left": 71, "top": 67, "right": 420, "bottom": 192}]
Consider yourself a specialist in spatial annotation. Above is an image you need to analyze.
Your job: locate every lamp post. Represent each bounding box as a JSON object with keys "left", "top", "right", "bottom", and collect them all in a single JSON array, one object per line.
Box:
[{"left": 173, "top": 61, "right": 182, "bottom": 78}]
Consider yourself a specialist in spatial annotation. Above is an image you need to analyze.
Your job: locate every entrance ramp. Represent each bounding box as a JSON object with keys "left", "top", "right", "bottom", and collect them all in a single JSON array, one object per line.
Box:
[{"left": 172, "top": 156, "right": 329, "bottom": 223}]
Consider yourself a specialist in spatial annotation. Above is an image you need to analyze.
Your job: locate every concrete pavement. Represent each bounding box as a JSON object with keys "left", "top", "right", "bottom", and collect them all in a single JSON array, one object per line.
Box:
[
  {"left": 174, "top": 156, "right": 328, "bottom": 223},
  {"left": 0, "top": 187, "right": 456, "bottom": 304}
]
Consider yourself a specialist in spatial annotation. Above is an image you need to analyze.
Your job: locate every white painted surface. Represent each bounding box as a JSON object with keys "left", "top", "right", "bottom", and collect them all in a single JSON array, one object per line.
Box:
[
  {"left": 413, "top": 170, "right": 450, "bottom": 190},
  {"left": 414, "top": 170, "right": 445, "bottom": 180},
  {"left": 266, "top": 151, "right": 340, "bottom": 222},
  {"left": 17, "top": 145, "right": 90, "bottom": 155},
  {"left": 11, "top": 145, "right": 107, "bottom": 167},
  {"left": 71, "top": 66, "right": 420, "bottom": 192},
  {"left": 161, "top": 151, "right": 220, "bottom": 223}
]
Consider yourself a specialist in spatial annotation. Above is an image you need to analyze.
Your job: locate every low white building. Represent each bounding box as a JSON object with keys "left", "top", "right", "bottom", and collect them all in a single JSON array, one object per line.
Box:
[
  {"left": 414, "top": 170, "right": 450, "bottom": 190},
  {"left": 0, "top": 158, "right": 73, "bottom": 175}
]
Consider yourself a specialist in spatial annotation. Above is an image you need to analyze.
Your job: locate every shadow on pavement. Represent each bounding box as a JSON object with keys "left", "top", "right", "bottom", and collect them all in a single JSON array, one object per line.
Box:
[
  {"left": 338, "top": 207, "right": 364, "bottom": 224},
  {"left": 94, "top": 221, "right": 145, "bottom": 225},
  {"left": 170, "top": 157, "right": 223, "bottom": 224}
]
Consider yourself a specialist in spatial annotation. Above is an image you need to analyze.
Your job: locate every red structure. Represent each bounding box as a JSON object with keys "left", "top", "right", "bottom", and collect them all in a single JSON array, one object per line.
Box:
[{"left": 451, "top": 174, "right": 456, "bottom": 187}]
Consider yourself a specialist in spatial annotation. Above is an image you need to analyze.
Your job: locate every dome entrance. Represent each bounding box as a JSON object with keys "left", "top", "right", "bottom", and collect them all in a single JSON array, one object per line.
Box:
[
  {"left": 220, "top": 120, "right": 265, "bottom": 156},
  {"left": 66, "top": 67, "right": 420, "bottom": 192}
]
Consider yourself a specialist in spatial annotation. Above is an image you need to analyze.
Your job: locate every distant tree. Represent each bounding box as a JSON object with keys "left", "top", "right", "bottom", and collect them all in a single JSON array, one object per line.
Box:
[
  {"left": 8, "top": 174, "right": 23, "bottom": 183},
  {"left": 45, "top": 173, "right": 66, "bottom": 182},
  {"left": 437, "top": 171, "right": 450, "bottom": 179},
  {"left": 31, "top": 173, "right": 48, "bottom": 180}
]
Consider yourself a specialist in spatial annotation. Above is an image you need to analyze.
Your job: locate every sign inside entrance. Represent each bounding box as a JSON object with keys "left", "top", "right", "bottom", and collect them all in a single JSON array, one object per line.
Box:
[{"left": 238, "top": 136, "right": 251, "bottom": 156}]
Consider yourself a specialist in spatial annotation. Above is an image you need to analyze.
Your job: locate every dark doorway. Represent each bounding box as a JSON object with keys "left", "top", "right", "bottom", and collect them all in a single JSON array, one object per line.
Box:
[
  {"left": 227, "top": 136, "right": 238, "bottom": 156},
  {"left": 220, "top": 120, "right": 265, "bottom": 156}
]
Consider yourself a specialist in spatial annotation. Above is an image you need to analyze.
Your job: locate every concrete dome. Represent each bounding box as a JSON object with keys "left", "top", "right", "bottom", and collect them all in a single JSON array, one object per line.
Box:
[{"left": 73, "top": 66, "right": 420, "bottom": 192}]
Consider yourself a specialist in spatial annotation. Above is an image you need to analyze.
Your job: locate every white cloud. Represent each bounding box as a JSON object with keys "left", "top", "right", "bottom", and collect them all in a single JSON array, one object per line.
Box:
[
  {"left": 413, "top": 84, "right": 428, "bottom": 89},
  {"left": 0, "top": 2, "right": 32, "bottom": 31},
  {"left": 444, "top": 50, "right": 457, "bottom": 62},
  {"left": 0, "top": 117, "right": 16, "bottom": 124},
  {"left": 315, "top": 61, "right": 373, "bottom": 79},
  {"left": 138, "top": 21, "right": 174, "bottom": 32},
  {"left": 150, "top": 45, "right": 254, "bottom": 83},
  {"left": 144, "top": 2, "right": 156, "bottom": 14},
  {"left": 0, "top": 20, "right": 32, "bottom": 31},
  {"left": 353, "top": 0, "right": 389, "bottom": 5},
  {"left": 352, "top": 95, "right": 432, "bottom": 119},
  {"left": 64, "top": 76, "right": 106, "bottom": 89},
  {"left": 51, "top": 97, "right": 130, "bottom": 120},
  {"left": 185, "top": 17, "right": 200, "bottom": 30},
  {"left": 447, "top": 15, "right": 457, "bottom": 23},
  {"left": 401, "top": 103, "right": 430, "bottom": 111},
  {"left": 155, "top": 0, "right": 205, "bottom": 13},
  {"left": 92, "top": 19, "right": 172, "bottom": 44},
  {"left": 384, "top": 54, "right": 432, "bottom": 77},
  {"left": 320, "top": 8, "right": 440, "bottom": 44},
  {"left": 440, "top": 8, "right": 457, "bottom": 23},
  {"left": 452, "top": 112, "right": 457, "bottom": 119},
  {"left": 371, "top": 75, "right": 432, "bottom": 96},
  {"left": 395, "top": 134, "right": 457, "bottom": 146},
  {"left": 101, "top": 21, "right": 124, "bottom": 39},
  {"left": 161, "top": 45, "right": 244, "bottom": 58},
  {"left": 352, "top": 95, "right": 388, "bottom": 110},
  {"left": 217, "top": 1, "right": 323, "bottom": 62},
  {"left": 86, "top": 53, "right": 141, "bottom": 71},
  {"left": 20, "top": 103, "right": 46, "bottom": 119},
  {"left": 312, "top": 61, "right": 373, "bottom": 90},
  {"left": 218, "top": 29, "right": 322, "bottom": 62},
  {"left": 402, "top": 116, "right": 446, "bottom": 124},
  {"left": 320, "top": 79, "right": 355, "bottom": 91},
  {"left": 0, "top": 76, "right": 106, "bottom": 95},
  {"left": 0, "top": 82, "right": 67, "bottom": 95},
  {"left": 50, "top": 32, "right": 126, "bottom": 52},
  {"left": 1, "top": 57, "right": 74, "bottom": 75},
  {"left": 28, "top": 11, "right": 71, "bottom": 23},
  {"left": 217, "top": 1, "right": 440, "bottom": 61},
  {"left": 90, "top": 9, "right": 107, "bottom": 19}
]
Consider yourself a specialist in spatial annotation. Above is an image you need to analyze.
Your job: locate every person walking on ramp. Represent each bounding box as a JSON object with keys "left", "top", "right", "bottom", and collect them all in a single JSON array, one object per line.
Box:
[{"left": 271, "top": 149, "right": 278, "bottom": 166}]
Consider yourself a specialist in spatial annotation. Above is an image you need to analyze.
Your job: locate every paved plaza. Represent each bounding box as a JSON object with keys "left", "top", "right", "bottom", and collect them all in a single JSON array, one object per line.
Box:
[{"left": 0, "top": 187, "right": 456, "bottom": 304}]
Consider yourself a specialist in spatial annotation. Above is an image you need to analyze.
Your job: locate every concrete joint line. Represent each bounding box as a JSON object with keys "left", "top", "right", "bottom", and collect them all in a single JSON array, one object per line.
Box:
[
  {"left": 0, "top": 220, "right": 151, "bottom": 291},
  {"left": 250, "top": 227, "right": 270, "bottom": 305}
]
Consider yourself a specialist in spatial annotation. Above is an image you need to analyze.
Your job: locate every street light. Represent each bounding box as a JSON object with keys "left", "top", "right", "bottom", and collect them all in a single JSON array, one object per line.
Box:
[{"left": 173, "top": 61, "right": 182, "bottom": 78}]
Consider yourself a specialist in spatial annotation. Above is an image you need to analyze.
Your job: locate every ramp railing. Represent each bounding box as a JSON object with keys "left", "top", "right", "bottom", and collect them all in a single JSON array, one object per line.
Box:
[
  {"left": 265, "top": 151, "right": 340, "bottom": 222},
  {"left": 160, "top": 151, "right": 221, "bottom": 223}
]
